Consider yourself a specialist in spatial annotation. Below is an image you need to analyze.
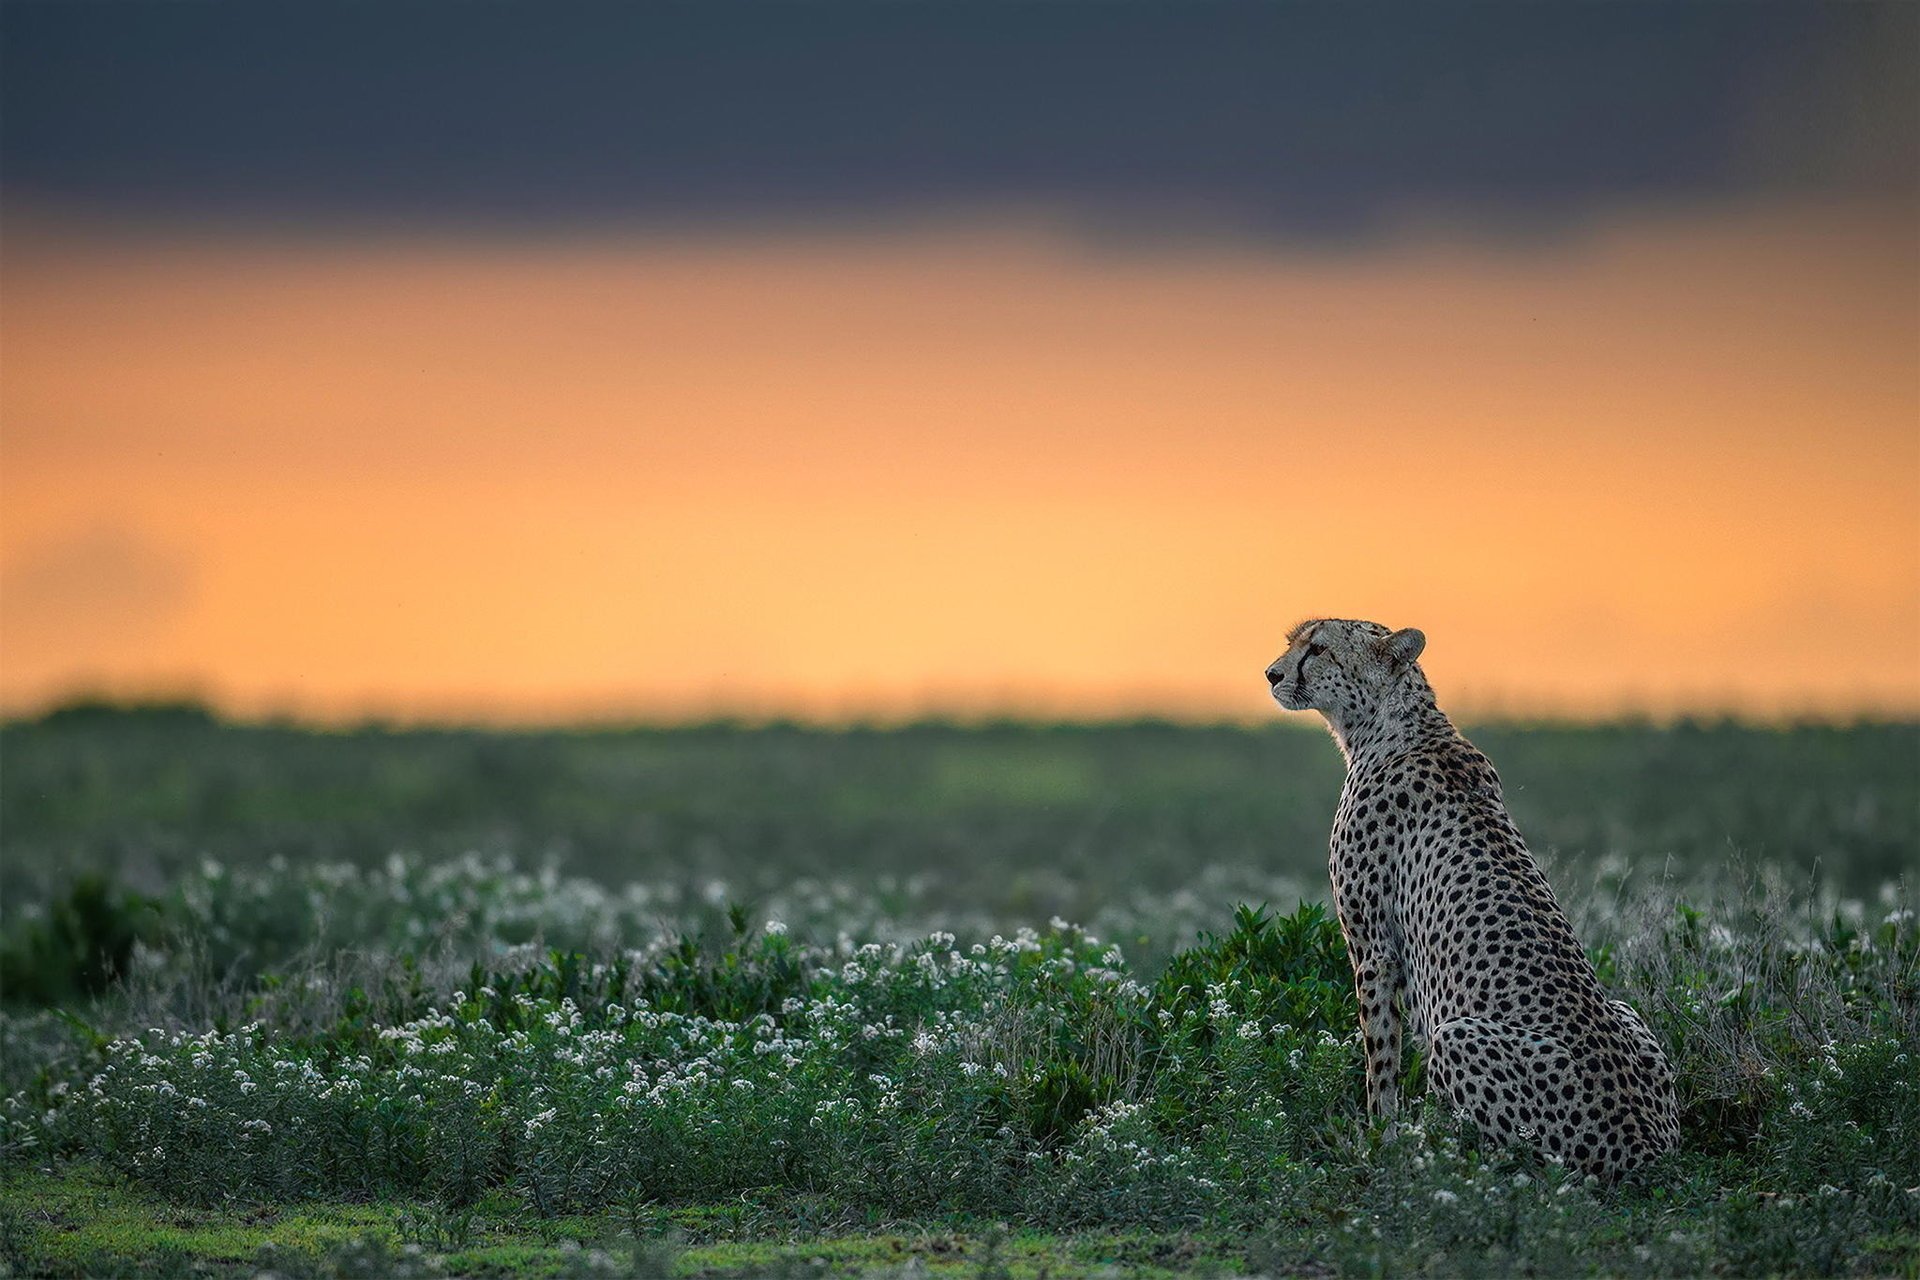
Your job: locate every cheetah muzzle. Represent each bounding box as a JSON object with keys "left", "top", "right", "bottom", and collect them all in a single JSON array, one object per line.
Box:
[{"left": 1266, "top": 618, "right": 1679, "bottom": 1178}]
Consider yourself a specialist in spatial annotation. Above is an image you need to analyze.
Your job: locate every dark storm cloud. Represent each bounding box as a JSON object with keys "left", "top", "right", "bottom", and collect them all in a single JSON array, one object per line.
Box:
[{"left": 3, "top": 2, "right": 1914, "bottom": 241}]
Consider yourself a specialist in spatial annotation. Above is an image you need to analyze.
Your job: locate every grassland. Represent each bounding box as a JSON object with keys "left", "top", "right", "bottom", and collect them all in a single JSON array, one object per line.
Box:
[{"left": 1, "top": 711, "right": 1915, "bottom": 1277}]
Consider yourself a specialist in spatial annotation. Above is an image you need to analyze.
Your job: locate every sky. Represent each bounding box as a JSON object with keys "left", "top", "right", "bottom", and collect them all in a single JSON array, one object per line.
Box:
[{"left": 3, "top": 2, "right": 1916, "bottom": 722}]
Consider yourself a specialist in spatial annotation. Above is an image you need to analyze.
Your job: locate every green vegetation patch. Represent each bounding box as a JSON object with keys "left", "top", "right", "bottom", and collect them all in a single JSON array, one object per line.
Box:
[
  {"left": 1, "top": 1166, "right": 1253, "bottom": 1278},
  {"left": 2, "top": 720, "right": 1916, "bottom": 1276}
]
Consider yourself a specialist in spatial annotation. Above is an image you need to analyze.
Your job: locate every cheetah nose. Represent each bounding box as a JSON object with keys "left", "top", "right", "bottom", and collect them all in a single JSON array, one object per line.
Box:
[{"left": 1265, "top": 666, "right": 1284, "bottom": 686}]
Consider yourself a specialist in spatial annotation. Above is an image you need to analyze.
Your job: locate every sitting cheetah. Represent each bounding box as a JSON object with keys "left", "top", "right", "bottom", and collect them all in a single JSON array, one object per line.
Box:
[{"left": 1265, "top": 619, "right": 1678, "bottom": 1178}]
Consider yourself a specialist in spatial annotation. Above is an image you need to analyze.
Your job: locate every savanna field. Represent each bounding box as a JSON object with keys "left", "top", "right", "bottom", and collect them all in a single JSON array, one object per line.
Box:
[{"left": 1, "top": 710, "right": 1915, "bottom": 1278}]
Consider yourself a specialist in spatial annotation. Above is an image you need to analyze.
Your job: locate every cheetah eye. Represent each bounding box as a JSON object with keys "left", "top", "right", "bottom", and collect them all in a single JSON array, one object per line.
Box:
[{"left": 1303, "top": 642, "right": 1328, "bottom": 660}]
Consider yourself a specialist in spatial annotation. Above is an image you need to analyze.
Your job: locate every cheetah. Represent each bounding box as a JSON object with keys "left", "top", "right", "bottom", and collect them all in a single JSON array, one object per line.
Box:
[{"left": 1265, "top": 619, "right": 1678, "bottom": 1178}]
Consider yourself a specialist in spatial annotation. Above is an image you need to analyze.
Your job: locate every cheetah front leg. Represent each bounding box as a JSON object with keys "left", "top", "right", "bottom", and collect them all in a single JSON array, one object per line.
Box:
[{"left": 1351, "top": 950, "right": 1404, "bottom": 1120}]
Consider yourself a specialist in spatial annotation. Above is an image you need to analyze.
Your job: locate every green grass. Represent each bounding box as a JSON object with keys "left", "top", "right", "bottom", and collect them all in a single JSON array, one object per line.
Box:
[
  {"left": 4, "top": 715, "right": 1914, "bottom": 910},
  {"left": 2, "top": 1165, "right": 1250, "bottom": 1277},
  {"left": 1, "top": 712, "right": 1916, "bottom": 1276}
]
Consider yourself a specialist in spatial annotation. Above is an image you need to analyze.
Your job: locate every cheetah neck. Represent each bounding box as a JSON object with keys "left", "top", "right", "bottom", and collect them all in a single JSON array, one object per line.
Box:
[{"left": 1325, "top": 677, "right": 1456, "bottom": 771}]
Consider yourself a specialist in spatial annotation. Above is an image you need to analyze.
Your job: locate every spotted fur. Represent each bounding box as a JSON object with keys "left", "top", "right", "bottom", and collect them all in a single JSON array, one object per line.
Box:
[{"left": 1265, "top": 619, "right": 1678, "bottom": 1178}]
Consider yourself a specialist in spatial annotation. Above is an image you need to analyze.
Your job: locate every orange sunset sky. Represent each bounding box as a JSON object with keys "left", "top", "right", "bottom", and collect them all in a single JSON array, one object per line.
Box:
[
  {"left": 3, "top": 7, "right": 1916, "bottom": 722},
  {"left": 5, "top": 204, "right": 1916, "bottom": 722}
]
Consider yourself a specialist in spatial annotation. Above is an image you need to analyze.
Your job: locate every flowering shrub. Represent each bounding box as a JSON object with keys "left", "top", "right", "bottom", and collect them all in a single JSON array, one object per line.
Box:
[
  {"left": 1, "top": 852, "right": 1328, "bottom": 1010},
  {"left": 4, "top": 908, "right": 1367, "bottom": 1224},
  {"left": 2, "top": 848, "right": 1916, "bottom": 1279}
]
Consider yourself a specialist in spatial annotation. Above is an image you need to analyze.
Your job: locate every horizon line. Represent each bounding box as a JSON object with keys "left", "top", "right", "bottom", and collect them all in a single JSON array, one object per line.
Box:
[{"left": 6, "top": 691, "right": 1915, "bottom": 735}]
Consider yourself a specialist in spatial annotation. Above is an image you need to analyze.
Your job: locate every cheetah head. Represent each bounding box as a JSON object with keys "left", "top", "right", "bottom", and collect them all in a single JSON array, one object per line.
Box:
[{"left": 1264, "top": 618, "right": 1426, "bottom": 719}]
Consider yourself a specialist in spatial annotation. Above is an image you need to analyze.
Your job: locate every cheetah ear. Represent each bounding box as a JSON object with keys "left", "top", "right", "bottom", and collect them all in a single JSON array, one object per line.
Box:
[{"left": 1381, "top": 627, "right": 1426, "bottom": 669}]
